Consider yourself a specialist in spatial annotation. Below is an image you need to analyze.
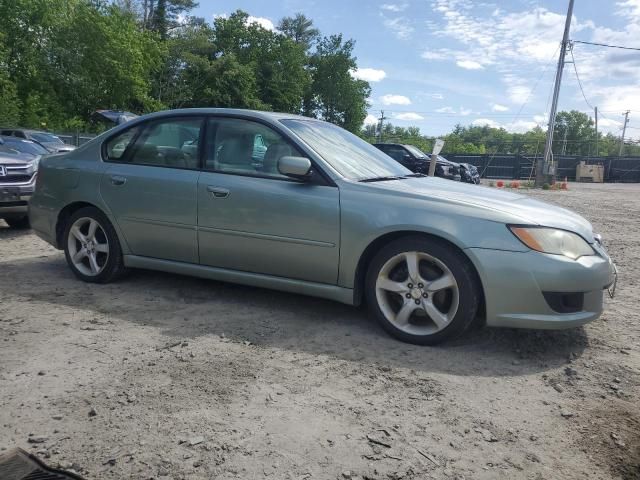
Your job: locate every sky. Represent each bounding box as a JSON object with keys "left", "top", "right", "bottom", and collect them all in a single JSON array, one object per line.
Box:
[{"left": 194, "top": 0, "right": 640, "bottom": 139}]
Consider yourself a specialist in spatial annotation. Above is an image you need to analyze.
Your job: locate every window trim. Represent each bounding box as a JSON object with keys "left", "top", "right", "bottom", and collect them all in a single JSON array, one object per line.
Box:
[{"left": 100, "top": 111, "right": 336, "bottom": 186}]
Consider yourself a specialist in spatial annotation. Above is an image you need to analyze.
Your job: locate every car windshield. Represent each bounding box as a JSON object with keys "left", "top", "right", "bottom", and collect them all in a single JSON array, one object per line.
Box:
[
  {"left": 3, "top": 139, "right": 48, "bottom": 155},
  {"left": 404, "top": 144, "right": 428, "bottom": 159},
  {"left": 31, "top": 132, "right": 64, "bottom": 144},
  {"left": 281, "top": 119, "right": 410, "bottom": 181}
]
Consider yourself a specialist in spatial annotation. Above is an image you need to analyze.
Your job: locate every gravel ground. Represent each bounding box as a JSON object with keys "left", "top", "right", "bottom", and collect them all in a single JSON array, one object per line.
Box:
[{"left": 0, "top": 182, "right": 638, "bottom": 480}]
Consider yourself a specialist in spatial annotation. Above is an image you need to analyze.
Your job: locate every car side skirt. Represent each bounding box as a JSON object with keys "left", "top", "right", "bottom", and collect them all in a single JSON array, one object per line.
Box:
[{"left": 124, "top": 255, "right": 355, "bottom": 305}]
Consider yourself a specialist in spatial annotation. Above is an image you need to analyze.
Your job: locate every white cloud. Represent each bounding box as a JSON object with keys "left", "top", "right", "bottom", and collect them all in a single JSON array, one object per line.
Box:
[
  {"left": 380, "top": 94, "right": 412, "bottom": 105},
  {"left": 598, "top": 117, "right": 624, "bottom": 134},
  {"left": 364, "top": 114, "right": 379, "bottom": 126},
  {"left": 492, "top": 104, "right": 509, "bottom": 112},
  {"left": 394, "top": 112, "right": 425, "bottom": 121},
  {"left": 431, "top": 93, "right": 444, "bottom": 100},
  {"left": 616, "top": 0, "right": 640, "bottom": 20},
  {"left": 350, "top": 68, "right": 387, "bottom": 82},
  {"left": 422, "top": 50, "right": 449, "bottom": 61},
  {"left": 427, "top": 2, "right": 593, "bottom": 68},
  {"left": 456, "top": 60, "right": 484, "bottom": 70},
  {"left": 383, "top": 17, "right": 414, "bottom": 39},
  {"left": 381, "top": 3, "right": 408, "bottom": 12},
  {"left": 245, "top": 15, "right": 275, "bottom": 31},
  {"left": 436, "top": 106, "right": 471, "bottom": 115},
  {"left": 533, "top": 114, "right": 547, "bottom": 124},
  {"left": 472, "top": 118, "right": 501, "bottom": 128}
]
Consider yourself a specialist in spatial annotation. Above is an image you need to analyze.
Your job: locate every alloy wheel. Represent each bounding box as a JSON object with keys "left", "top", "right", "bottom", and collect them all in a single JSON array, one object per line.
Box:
[
  {"left": 67, "top": 217, "right": 110, "bottom": 276},
  {"left": 375, "top": 251, "right": 459, "bottom": 336}
]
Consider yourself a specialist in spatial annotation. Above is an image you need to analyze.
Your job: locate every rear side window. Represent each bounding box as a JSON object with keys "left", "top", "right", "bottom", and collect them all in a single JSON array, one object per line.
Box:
[
  {"left": 105, "top": 126, "right": 142, "bottom": 161},
  {"left": 105, "top": 117, "right": 203, "bottom": 170}
]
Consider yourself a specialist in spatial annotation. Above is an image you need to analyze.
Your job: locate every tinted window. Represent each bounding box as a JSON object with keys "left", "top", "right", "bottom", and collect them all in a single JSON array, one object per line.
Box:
[
  {"left": 383, "top": 146, "right": 409, "bottom": 162},
  {"left": 282, "top": 119, "right": 409, "bottom": 181},
  {"left": 206, "top": 118, "right": 301, "bottom": 179},
  {"left": 404, "top": 145, "right": 428, "bottom": 159},
  {"left": 129, "top": 118, "right": 203, "bottom": 169}
]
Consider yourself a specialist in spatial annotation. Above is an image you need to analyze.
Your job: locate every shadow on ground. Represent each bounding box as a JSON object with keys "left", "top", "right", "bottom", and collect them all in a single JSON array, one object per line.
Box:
[{"left": 2, "top": 255, "right": 588, "bottom": 378}]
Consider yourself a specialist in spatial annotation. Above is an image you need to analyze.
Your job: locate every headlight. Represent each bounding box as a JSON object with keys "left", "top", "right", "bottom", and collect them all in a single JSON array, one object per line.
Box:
[{"left": 509, "top": 226, "right": 595, "bottom": 260}]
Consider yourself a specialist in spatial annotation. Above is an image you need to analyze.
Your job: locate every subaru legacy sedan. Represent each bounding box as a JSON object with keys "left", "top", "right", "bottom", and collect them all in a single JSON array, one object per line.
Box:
[{"left": 29, "top": 109, "right": 616, "bottom": 345}]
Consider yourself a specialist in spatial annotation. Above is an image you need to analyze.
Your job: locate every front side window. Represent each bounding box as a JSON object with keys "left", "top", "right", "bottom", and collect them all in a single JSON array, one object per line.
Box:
[
  {"left": 107, "top": 118, "right": 203, "bottom": 169},
  {"left": 384, "top": 146, "right": 410, "bottom": 162},
  {"left": 404, "top": 145, "right": 428, "bottom": 159},
  {"left": 206, "top": 118, "right": 302, "bottom": 179},
  {"left": 282, "top": 119, "right": 410, "bottom": 181}
]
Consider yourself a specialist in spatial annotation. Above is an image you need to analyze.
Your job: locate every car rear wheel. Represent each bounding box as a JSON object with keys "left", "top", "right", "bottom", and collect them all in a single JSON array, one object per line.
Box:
[
  {"left": 63, "top": 207, "right": 127, "bottom": 283},
  {"left": 366, "top": 236, "right": 480, "bottom": 345},
  {"left": 5, "top": 216, "right": 30, "bottom": 229}
]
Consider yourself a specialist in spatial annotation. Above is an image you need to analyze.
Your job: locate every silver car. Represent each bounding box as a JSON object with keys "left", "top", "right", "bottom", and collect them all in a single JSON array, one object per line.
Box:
[
  {"left": 28, "top": 109, "right": 617, "bottom": 344},
  {"left": 1, "top": 151, "right": 40, "bottom": 228}
]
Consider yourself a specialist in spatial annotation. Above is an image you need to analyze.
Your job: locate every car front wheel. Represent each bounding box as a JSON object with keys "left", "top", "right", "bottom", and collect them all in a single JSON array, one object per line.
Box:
[
  {"left": 63, "top": 207, "right": 127, "bottom": 283},
  {"left": 366, "top": 236, "right": 480, "bottom": 345}
]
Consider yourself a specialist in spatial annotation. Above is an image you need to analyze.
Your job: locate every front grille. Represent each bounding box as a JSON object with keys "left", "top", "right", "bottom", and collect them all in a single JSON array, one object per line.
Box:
[
  {"left": 0, "top": 174, "right": 33, "bottom": 184},
  {"left": 0, "top": 163, "right": 35, "bottom": 184}
]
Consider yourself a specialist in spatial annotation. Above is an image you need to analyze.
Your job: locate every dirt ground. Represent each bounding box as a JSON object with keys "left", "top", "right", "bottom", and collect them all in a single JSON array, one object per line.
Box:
[{"left": 1, "top": 182, "right": 639, "bottom": 480}]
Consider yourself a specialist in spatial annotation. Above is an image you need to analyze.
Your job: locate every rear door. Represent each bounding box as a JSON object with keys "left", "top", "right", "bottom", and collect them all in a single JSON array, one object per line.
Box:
[
  {"left": 197, "top": 116, "right": 340, "bottom": 284},
  {"left": 99, "top": 116, "right": 203, "bottom": 263}
]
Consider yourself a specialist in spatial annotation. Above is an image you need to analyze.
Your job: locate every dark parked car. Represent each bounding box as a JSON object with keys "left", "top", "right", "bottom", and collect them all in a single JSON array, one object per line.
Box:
[
  {"left": 0, "top": 129, "right": 76, "bottom": 153},
  {"left": 373, "top": 143, "right": 461, "bottom": 181},
  {"left": 0, "top": 136, "right": 50, "bottom": 158},
  {"left": 459, "top": 162, "right": 480, "bottom": 184}
]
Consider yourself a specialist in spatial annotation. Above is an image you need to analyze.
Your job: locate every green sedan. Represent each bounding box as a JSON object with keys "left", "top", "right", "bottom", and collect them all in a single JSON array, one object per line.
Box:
[{"left": 28, "top": 109, "right": 617, "bottom": 344}]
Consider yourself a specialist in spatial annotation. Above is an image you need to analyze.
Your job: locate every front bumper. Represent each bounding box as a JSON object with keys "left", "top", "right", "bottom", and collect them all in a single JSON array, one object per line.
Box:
[
  {"left": 0, "top": 181, "right": 34, "bottom": 217},
  {"left": 467, "top": 244, "right": 616, "bottom": 329}
]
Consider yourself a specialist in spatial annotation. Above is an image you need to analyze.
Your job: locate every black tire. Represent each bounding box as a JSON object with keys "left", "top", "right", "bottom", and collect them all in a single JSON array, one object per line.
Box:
[
  {"left": 63, "top": 206, "right": 127, "bottom": 283},
  {"left": 365, "top": 236, "right": 480, "bottom": 345},
  {"left": 5, "top": 216, "right": 30, "bottom": 229}
]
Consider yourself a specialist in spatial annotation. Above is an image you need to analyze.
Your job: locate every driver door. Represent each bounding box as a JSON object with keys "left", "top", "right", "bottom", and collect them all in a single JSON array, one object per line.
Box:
[{"left": 197, "top": 117, "right": 340, "bottom": 284}]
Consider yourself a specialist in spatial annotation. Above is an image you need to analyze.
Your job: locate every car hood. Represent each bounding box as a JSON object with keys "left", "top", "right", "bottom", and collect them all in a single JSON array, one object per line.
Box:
[
  {"left": 0, "top": 153, "right": 36, "bottom": 165},
  {"left": 364, "top": 177, "right": 596, "bottom": 242}
]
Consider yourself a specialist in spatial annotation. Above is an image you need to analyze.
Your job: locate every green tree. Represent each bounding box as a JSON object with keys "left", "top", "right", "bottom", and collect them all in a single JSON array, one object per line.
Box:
[
  {"left": 553, "top": 110, "right": 595, "bottom": 156},
  {"left": 277, "top": 13, "right": 320, "bottom": 51},
  {"left": 307, "top": 34, "right": 370, "bottom": 132}
]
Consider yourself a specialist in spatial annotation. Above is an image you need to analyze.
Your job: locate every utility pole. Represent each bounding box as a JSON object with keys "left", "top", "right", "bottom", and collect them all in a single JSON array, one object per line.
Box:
[
  {"left": 594, "top": 106, "right": 598, "bottom": 156},
  {"left": 536, "top": 0, "right": 575, "bottom": 187},
  {"left": 378, "top": 110, "right": 387, "bottom": 143},
  {"left": 619, "top": 110, "right": 630, "bottom": 156}
]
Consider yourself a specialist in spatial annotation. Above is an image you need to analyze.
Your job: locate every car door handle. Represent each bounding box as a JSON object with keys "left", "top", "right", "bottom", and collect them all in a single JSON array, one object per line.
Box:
[
  {"left": 206, "top": 186, "right": 230, "bottom": 198},
  {"left": 110, "top": 175, "right": 127, "bottom": 186}
]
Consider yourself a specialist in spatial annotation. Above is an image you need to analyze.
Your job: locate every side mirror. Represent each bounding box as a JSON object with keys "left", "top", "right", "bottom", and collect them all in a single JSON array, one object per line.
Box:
[{"left": 278, "top": 156, "right": 312, "bottom": 180}]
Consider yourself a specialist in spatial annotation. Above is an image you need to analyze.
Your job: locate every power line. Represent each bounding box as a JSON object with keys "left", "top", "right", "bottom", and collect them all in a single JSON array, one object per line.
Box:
[
  {"left": 572, "top": 39, "right": 640, "bottom": 52},
  {"left": 569, "top": 46, "right": 593, "bottom": 110}
]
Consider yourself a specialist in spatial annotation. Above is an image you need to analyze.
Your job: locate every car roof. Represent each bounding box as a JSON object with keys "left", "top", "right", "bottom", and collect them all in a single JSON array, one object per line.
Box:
[
  {"left": 0, "top": 135, "right": 37, "bottom": 142},
  {"left": 131, "top": 108, "right": 317, "bottom": 123}
]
